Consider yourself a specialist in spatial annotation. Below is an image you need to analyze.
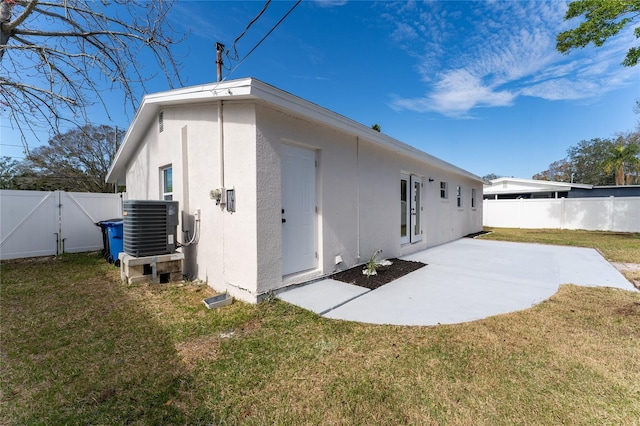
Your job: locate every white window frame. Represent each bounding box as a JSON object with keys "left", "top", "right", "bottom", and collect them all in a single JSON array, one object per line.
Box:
[
  {"left": 471, "top": 188, "right": 477, "bottom": 209},
  {"left": 456, "top": 185, "right": 462, "bottom": 208},
  {"left": 161, "top": 165, "right": 173, "bottom": 200},
  {"left": 440, "top": 181, "right": 448, "bottom": 199}
]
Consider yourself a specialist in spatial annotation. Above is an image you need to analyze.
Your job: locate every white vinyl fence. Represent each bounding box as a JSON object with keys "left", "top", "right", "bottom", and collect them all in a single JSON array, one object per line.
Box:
[
  {"left": 483, "top": 197, "right": 640, "bottom": 233},
  {"left": 0, "top": 190, "right": 123, "bottom": 260}
]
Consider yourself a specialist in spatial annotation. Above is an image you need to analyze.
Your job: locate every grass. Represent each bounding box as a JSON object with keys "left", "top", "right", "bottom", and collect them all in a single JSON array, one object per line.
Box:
[
  {"left": 1, "top": 230, "right": 639, "bottom": 425},
  {"left": 480, "top": 227, "right": 640, "bottom": 263}
]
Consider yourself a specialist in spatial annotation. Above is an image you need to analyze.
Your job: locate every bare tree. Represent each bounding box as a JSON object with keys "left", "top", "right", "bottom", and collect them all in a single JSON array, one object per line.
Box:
[
  {"left": 532, "top": 159, "right": 574, "bottom": 183},
  {"left": 0, "top": 0, "right": 184, "bottom": 151},
  {"left": 16, "top": 124, "right": 125, "bottom": 192},
  {"left": 482, "top": 173, "right": 501, "bottom": 181}
]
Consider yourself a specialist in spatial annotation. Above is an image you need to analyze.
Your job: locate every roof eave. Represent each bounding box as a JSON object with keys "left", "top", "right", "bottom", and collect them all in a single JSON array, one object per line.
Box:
[
  {"left": 107, "top": 77, "right": 485, "bottom": 185},
  {"left": 249, "top": 79, "right": 485, "bottom": 183},
  {"left": 106, "top": 78, "right": 255, "bottom": 184}
]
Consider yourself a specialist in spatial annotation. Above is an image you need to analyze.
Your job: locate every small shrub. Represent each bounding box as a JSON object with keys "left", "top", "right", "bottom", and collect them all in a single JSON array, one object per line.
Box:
[{"left": 362, "top": 249, "right": 392, "bottom": 277}]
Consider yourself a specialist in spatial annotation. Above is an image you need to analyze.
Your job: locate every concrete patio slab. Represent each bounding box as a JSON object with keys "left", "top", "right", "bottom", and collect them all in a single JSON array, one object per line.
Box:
[
  {"left": 276, "top": 278, "right": 370, "bottom": 315},
  {"left": 277, "top": 238, "right": 637, "bottom": 326}
]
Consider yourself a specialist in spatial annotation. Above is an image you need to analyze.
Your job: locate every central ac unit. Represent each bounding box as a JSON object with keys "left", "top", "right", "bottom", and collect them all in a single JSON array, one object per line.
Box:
[{"left": 123, "top": 200, "right": 179, "bottom": 257}]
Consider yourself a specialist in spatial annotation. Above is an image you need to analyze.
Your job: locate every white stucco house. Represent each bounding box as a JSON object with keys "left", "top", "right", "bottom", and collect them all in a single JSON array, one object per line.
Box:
[
  {"left": 484, "top": 177, "right": 640, "bottom": 199},
  {"left": 483, "top": 177, "right": 592, "bottom": 200},
  {"left": 106, "top": 78, "right": 484, "bottom": 303}
]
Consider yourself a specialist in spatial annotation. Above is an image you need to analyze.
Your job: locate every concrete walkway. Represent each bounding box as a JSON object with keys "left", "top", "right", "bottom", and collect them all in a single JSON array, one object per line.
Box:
[{"left": 277, "top": 239, "right": 637, "bottom": 326}]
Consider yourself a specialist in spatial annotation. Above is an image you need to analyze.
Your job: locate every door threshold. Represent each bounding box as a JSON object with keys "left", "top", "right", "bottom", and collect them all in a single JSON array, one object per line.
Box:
[{"left": 282, "top": 268, "right": 323, "bottom": 286}]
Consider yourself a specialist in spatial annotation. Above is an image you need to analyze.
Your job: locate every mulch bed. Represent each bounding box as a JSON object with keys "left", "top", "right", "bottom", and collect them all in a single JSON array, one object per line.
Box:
[{"left": 330, "top": 258, "right": 427, "bottom": 290}]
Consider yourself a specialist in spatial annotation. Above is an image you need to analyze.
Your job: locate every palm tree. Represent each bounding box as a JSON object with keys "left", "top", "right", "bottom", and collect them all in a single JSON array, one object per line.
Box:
[{"left": 603, "top": 143, "right": 640, "bottom": 185}]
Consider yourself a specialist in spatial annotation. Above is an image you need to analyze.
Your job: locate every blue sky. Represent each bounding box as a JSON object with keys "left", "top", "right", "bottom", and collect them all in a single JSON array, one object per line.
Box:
[{"left": 2, "top": 0, "right": 639, "bottom": 179}]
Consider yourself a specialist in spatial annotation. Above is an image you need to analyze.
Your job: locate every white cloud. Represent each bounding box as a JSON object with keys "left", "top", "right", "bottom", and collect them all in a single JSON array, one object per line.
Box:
[
  {"left": 394, "top": 69, "right": 515, "bottom": 117},
  {"left": 386, "top": 0, "right": 639, "bottom": 118},
  {"left": 391, "top": 22, "right": 418, "bottom": 43},
  {"left": 311, "top": 0, "right": 348, "bottom": 8},
  {"left": 519, "top": 79, "right": 596, "bottom": 101},
  {"left": 432, "top": 70, "right": 516, "bottom": 111}
]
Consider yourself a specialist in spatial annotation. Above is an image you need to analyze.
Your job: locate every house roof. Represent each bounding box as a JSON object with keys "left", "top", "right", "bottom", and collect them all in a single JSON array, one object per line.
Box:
[
  {"left": 106, "top": 78, "right": 484, "bottom": 185},
  {"left": 483, "top": 177, "right": 593, "bottom": 195}
]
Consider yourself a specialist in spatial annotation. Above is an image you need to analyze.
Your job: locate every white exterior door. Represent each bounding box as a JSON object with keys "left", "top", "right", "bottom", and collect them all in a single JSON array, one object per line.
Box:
[
  {"left": 401, "top": 175, "right": 422, "bottom": 245},
  {"left": 410, "top": 175, "right": 422, "bottom": 243},
  {"left": 281, "top": 144, "right": 317, "bottom": 276},
  {"left": 400, "top": 175, "right": 410, "bottom": 245}
]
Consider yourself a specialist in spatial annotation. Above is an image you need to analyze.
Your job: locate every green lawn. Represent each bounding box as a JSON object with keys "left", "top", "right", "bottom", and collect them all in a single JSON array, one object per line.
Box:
[
  {"left": 1, "top": 230, "right": 639, "bottom": 425},
  {"left": 480, "top": 227, "right": 640, "bottom": 263}
]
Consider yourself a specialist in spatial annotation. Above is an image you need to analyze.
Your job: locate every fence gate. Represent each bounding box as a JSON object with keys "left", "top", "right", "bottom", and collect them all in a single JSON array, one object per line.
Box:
[
  {"left": 0, "top": 190, "right": 123, "bottom": 260},
  {"left": 0, "top": 191, "right": 60, "bottom": 260}
]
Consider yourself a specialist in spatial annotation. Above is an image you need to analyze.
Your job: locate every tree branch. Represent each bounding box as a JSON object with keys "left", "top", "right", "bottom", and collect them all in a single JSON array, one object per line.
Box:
[
  {"left": 4, "top": 0, "right": 38, "bottom": 32},
  {"left": 0, "top": 0, "right": 185, "bottom": 149},
  {"left": 1, "top": 77, "right": 76, "bottom": 104}
]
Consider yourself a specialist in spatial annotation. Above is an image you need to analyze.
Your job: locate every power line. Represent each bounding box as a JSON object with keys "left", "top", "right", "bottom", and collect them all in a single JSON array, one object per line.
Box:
[
  {"left": 227, "top": 0, "right": 272, "bottom": 63},
  {"left": 223, "top": 0, "right": 302, "bottom": 82},
  {"left": 0, "top": 124, "right": 52, "bottom": 131}
]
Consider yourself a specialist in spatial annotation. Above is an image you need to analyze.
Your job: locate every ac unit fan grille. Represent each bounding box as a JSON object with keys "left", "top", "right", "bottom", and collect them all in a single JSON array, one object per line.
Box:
[{"left": 123, "top": 200, "right": 179, "bottom": 257}]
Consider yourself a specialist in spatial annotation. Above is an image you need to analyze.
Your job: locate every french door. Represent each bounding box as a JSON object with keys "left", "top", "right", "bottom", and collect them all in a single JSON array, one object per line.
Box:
[{"left": 401, "top": 174, "right": 422, "bottom": 244}]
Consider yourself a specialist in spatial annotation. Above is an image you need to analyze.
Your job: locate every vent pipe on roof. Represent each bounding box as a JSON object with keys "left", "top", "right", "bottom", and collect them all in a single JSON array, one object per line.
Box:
[{"left": 216, "top": 42, "right": 224, "bottom": 82}]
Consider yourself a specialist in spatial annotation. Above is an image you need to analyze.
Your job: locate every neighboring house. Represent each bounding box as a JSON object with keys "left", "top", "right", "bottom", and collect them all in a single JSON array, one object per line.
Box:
[
  {"left": 485, "top": 177, "right": 586, "bottom": 199},
  {"left": 106, "top": 78, "right": 484, "bottom": 303},
  {"left": 568, "top": 185, "right": 640, "bottom": 198},
  {"left": 484, "top": 177, "right": 640, "bottom": 200}
]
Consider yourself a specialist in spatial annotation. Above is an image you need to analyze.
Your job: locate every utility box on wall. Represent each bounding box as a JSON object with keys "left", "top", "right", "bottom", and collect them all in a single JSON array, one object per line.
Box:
[{"left": 123, "top": 200, "right": 179, "bottom": 257}]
